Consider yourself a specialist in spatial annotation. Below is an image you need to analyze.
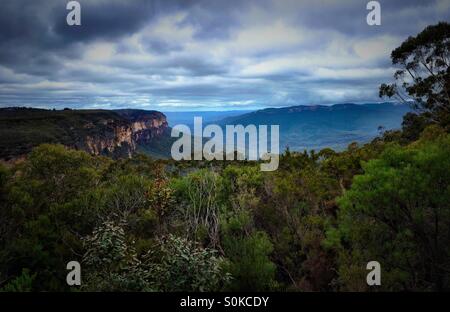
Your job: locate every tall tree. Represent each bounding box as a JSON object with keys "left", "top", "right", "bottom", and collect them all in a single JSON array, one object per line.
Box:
[
  {"left": 330, "top": 133, "right": 450, "bottom": 291},
  {"left": 380, "top": 22, "right": 450, "bottom": 128}
]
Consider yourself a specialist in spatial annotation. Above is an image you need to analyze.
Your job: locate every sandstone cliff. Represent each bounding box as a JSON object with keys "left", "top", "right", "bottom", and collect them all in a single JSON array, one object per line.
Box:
[{"left": 0, "top": 107, "right": 170, "bottom": 160}]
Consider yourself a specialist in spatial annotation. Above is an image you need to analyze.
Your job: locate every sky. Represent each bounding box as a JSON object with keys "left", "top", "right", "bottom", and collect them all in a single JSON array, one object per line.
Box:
[{"left": 0, "top": 0, "right": 449, "bottom": 111}]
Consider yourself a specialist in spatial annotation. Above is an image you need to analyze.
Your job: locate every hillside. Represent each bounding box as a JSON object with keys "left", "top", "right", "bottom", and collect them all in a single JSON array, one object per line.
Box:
[
  {"left": 0, "top": 103, "right": 413, "bottom": 160},
  {"left": 219, "top": 103, "right": 412, "bottom": 151},
  {"left": 0, "top": 107, "right": 171, "bottom": 160}
]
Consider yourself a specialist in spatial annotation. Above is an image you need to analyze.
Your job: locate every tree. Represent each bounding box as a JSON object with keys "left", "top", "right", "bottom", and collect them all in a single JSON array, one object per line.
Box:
[
  {"left": 330, "top": 133, "right": 450, "bottom": 290},
  {"left": 260, "top": 162, "right": 338, "bottom": 291},
  {"left": 144, "top": 234, "right": 230, "bottom": 292},
  {"left": 0, "top": 269, "right": 36, "bottom": 292},
  {"left": 221, "top": 209, "right": 276, "bottom": 291},
  {"left": 0, "top": 145, "right": 108, "bottom": 291},
  {"left": 380, "top": 22, "right": 450, "bottom": 128},
  {"left": 173, "top": 170, "right": 221, "bottom": 247},
  {"left": 400, "top": 112, "right": 429, "bottom": 142},
  {"left": 217, "top": 165, "right": 276, "bottom": 291},
  {"left": 82, "top": 219, "right": 149, "bottom": 291}
]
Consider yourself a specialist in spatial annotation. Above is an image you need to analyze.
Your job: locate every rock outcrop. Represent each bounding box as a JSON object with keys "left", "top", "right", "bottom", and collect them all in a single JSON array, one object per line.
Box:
[
  {"left": 0, "top": 107, "right": 170, "bottom": 160},
  {"left": 80, "top": 110, "right": 168, "bottom": 158}
]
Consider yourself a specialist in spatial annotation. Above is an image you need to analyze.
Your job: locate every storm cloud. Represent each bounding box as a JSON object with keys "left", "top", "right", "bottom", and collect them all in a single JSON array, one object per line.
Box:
[{"left": 0, "top": 0, "right": 449, "bottom": 111}]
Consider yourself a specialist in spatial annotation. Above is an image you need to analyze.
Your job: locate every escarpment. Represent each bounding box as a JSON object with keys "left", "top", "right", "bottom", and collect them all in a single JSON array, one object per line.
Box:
[
  {"left": 115, "top": 109, "right": 168, "bottom": 145},
  {"left": 0, "top": 107, "right": 170, "bottom": 160}
]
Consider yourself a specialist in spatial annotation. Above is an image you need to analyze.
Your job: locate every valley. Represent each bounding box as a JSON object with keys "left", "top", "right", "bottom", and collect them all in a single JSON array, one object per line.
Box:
[{"left": 0, "top": 102, "right": 412, "bottom": 161}]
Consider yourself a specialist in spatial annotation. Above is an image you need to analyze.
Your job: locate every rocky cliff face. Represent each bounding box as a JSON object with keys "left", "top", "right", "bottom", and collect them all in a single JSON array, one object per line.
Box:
[
  {"left": 0, "top": 107, "right": 170, "bottom": 160},
  {"left": 83, "top": 123, "right": 135, "bottom": 157},
  {"left": 80, "top": 110, "right": 169, "bottom": 158}
]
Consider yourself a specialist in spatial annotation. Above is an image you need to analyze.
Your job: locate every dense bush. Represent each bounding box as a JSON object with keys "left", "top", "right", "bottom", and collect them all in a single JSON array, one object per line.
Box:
[
  {"left": 329, "top": 131, "right": 450, "bottom": 291},
  {"left": 0, "top": 125, "right": 449, "bottom": 291}
]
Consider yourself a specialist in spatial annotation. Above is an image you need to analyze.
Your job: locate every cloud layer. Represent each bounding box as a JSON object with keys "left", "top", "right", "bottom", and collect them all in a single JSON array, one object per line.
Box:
[{"left": 0, "top": 0, "right": 449, "bottom": 111}]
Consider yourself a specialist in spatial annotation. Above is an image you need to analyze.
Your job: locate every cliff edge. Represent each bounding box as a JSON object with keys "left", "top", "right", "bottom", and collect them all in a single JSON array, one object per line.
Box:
[{"left": 0, "top": 107, "right": 170, "bottom": 160}]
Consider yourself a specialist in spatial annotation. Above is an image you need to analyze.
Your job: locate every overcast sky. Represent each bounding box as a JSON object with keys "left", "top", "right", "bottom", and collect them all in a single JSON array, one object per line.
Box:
[{"left": 0, "top": 0, "right": 449, "bottom": 111}]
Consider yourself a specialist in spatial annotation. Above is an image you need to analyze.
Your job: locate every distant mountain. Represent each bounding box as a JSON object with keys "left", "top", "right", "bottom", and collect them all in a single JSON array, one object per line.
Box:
[
  {"left": 0, "top": 107, "right": 171, "bottom": 160},
  {"left": 164, "top": 110, "right": 253, "bottom": 127},
  {"left": 218, "top": 103, "right": 412, "bottom": 152},
  {"left": 0, "top": 103, "right": 413, "bottom": 161}
]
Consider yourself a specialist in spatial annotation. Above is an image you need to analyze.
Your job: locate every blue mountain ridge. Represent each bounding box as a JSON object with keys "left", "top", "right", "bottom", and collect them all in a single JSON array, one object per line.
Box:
[{"left": 214, "top": 102, "right": 412, "bottom": 152}]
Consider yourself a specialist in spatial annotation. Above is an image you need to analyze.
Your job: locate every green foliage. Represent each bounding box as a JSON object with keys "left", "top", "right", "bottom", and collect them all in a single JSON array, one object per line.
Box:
[
  {"left": 221, "top": 210, "right": 276, "bottom": 291},
  {"left": 380, "top": 22, "right": 450, "bottom": 129},
  {"left": 82, "top": 219, "right": 229, "bottom": 292},
  {"left": 82, "top": 220, "right": 149, "bottom": 291},
  {"left": 172, "top": 169, "right": 221, "bottom": 247},
  {"left": 145, "top": 234, "right": 230, "bottom": 292},
  {"left": 1, "top": 126, "right": 450, "bottom": 292},
  {"left": 0, "top": 108, "right": 126, "bottom": 159},
  {"left": 401, "top": 112, "right": 430, "bottom": 142},
  {"left": 2, "top": 118, "right": 450, "bottom": 292},
  {"left": 0, "top": 269, "right": 36, "bottom": 292},
  {"left": 0, "top": 145, "right": 110, "bottom": 290},
  {"left": 0, "top": 107, "right": 172, "bottom": 160},
  {"left": 330, "top": 135, "right": 450, "bottom": 290},
  {"left": 258, "top": 159, "right": 338, "bottom": 291}
]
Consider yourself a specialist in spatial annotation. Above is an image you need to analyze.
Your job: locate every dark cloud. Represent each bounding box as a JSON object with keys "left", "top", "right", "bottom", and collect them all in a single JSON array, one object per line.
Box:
[
  {"left": 0, "top": 0, "right": 449, "bottom": 111},
  {"left": 289, "top": 0, "right": 450, "bottom": 38},
  {"left": 178, "top": 0, "right": 250, "bottom": 40},
  {"left": 52, "top": 0, "right": 158, "bottom": 42}
]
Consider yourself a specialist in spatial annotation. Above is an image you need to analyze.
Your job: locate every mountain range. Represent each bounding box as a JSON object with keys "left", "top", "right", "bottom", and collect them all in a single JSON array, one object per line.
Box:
[
  {"left": 0, "top": 103, "right": 411, "bottom": 160},
  {"left": 218, "top": 102, "right": 411, "bottom": 152}
]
